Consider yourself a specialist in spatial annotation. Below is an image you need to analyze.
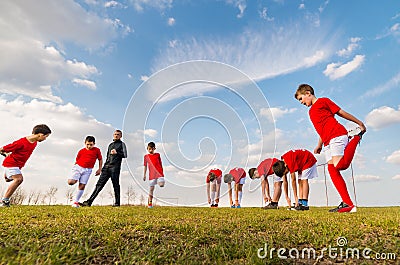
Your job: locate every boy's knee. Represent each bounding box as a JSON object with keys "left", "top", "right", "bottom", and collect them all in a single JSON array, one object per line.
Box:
[
  {"left": 67, "top": 179, "right": 76, "bottom": 185},
  {"left": 12, "top": 175, "right": 23, "bottom": 184},
  {"left": 159, "top": 182, "right": 165, "bottom": 187}
]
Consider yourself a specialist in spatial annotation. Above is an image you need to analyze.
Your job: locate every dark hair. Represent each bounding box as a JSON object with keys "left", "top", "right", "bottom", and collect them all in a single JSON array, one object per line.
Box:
[
  {"left": 208, "top": 172, "right": 216, "bottom": 182},
  {"left": 85, "top": 136, "right": 95, "bottom": 143},
  {"left": 32, "top": 124, "right": 51, "bottom": 135},
  {"left": 295, "top": 84, "right": 315, "bottom": 99},
  {"left": 223, "top": 174, "right": 233, "bottom": 183},
  {"left": 148, "top": 142, "right": 156, "bottom": 148},
  {"left": 248, "top": 168, "right": 256, "bottom": 179},
  {"left": 272, "top": 161, "right": 286, "bottom": 177},
  {"left": 115, "top": 129, "right": 122, "bottom": 136}
]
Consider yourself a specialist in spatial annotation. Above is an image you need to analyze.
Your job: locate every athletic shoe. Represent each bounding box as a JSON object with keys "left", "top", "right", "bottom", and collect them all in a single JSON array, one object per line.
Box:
[
  {"left": 338, "top": 205, "right": 357, "bottom": 213},
  {"left": 210, "top": 204, "right": 215, "bottom": 208},
  {"left": 329, "top": 202, "right": 356, "bottom": 212},
  {"left": 230, "top": 205, "right": 235, "bottom": 208},
  {"left": 71, "top": 202, "right": 80, "bottom": 208},
  {"left": 0, "top": 199, "right": 10, "bottom": 207},
  {"left": 148, "top": 203, "right": 153, "bottom": 209},
  {"left": 262, "top": 203, "right": 278, "bottom": 209},
  {"left": 79, "top": 201, "right": 91, "bottom": 207},
  {"left": 294, "top": 204, "right": 309, "bottom": 211},
  {"left": 236, "top": 204, "right": 241, "bottom": 208}
]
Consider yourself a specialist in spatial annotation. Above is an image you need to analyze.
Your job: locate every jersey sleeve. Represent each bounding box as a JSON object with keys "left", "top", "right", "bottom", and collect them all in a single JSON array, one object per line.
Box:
[
  {"left": 2, "top": 139, "right": 23, "bottom": 153},
  {"left": 97, "top": 148, "right": 103, "bottom": 161},
  {"left": 143, "top": 155, "right": 147, "bottom": 167},
  {"left": 325, "top": 98, "right": 341, "bottom": 114}
]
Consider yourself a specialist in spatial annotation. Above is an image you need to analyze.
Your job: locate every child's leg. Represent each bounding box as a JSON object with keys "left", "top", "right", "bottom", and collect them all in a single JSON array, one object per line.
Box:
[
  {"left": 272, "top": 181, "right": 282, "bottom": 202},
  {"left": 210, "top": 182, "right": 216, "bottom": 204},
  {"left": 238, "top": 184, "right": 243, "bottom": 205},
  {"left": 299, "top": 180, "right": 309, "bottom": 206},
  {"left": 68, "top": 179, "right": 78, "bottom": 185},
  {"left": 74, "top": 183, "right": 86, "bottom": 202},
  {"left": 327, "top": 163, "right": 353, "bottom": 206},
  {"left": 3, "top": 174, "right": 23, "bottom": 199},
  {"left": 335, "top": 136, "right": 361, "bottom": 170},
  {"left": 148, "top": 186, "right": 155, "bottom": 205}
]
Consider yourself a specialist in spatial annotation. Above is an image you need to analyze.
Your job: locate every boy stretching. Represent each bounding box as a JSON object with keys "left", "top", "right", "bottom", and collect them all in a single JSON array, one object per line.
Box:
[
  {"left": 68, "top": 136, "right": 103, "bottom": 207},
  {"left": 206, "top": 168, "right": 222, "bottom": 207},
  {"left": 143, "top": 142, "right": 165, "bottom": 208},
  {"left": 224, "top": 167, "right": 246, "bottom": 208},
  {"left": 295, "top": 84, "right": 366, "bottom": 213},
  {"left": 272, "top": 149, "right": 318, "bottom": 211},
  {"left": 0, "top": 124, "right": 51, "bottom": 207},
  {"left": 248, "top": 158, "right": 282, "bottom": 209}
]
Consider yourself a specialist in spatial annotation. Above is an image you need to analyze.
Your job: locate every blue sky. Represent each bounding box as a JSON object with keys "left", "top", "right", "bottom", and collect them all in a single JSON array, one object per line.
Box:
[{"left": 0, "top": 0, "right": 399, "bottom": 206}]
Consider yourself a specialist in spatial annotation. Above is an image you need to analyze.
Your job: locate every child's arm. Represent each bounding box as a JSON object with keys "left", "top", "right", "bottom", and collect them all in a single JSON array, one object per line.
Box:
[
  {"left": 314, "top": 137, "right": 323, "bottom": 154},
  {"left": 290, "top": 172, "right": 298, "bottom": 206},
  {"left": 143, "top": 166, "right": 147, "bottom": 181},
  {"left": 261, "top": 177, "right": 271, "bottom": 203},
  {"left": 95, "top": 159, "right": 103, "bottom": 176},
  {"left": 215, "top": 183, "right": 221, "bottom": 204},
  {"left": 235, "top": 183, "right": 239, "bottom": 206},
  {"left": 282, "top": 174, "right": 291, "bottom": 207},
  {"left": 228, "top": 182, "right": 233, "bottom": 206},
  {"left": 206, "top": 182, "right": 211, "bottom": 204},
  {"left": 337, "top": 109, "right": 366, "bottom": 132}
]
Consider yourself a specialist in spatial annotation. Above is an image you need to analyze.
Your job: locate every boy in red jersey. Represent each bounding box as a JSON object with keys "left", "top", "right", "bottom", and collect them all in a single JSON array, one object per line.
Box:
[
  {"left": 248, "top": 158, "right": 284, "bottom": 209},
  {"left": 295, "top": 84, "right": 366, "bottom": 213},
  {"left": 272, "top": 149, "right": 318, "bottom": 211},
  {"left": 206, "top": 168, "right": 222, "bottom": 207},
  {"left": 0, "top": 124, "right": 51, "bottom": 207},
  {"left": 143, "top": 142, "right": 165, "bottom": 208},
  {"left": 223, "top": 167, "right": 246, "bottom": 208},
  {"left": 67, "top": 136, "right": 103, "bottom": 208}
]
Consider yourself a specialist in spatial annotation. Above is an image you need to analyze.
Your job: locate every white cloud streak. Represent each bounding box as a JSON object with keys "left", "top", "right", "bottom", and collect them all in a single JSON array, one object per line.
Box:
[
  {"left": 361, "top": 71, "right": 400, "bottom": 98},
  {"left": 337, "top": 37, "right": 361, "bottom": 57},
  {"left": 323, "top": 54, "right": 365, "bottom": 80}
]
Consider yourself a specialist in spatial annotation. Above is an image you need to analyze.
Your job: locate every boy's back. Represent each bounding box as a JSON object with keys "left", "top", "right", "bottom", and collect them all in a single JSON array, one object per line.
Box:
[{"left": 2, "top": 137, "right": 37, "bottom": 169}]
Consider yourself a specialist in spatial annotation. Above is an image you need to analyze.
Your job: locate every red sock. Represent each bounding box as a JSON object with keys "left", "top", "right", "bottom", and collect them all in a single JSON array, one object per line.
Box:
[
  {"left": 327, "top": 164, "right": 353, "bottom": 206},
  {"left": 335, "top": 135, "right": 360, "bottom": 170}
]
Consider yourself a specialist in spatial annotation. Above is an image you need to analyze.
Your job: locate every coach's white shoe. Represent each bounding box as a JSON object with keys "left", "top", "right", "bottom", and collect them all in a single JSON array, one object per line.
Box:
[{"left": 71, "top": 202, "right": 80, "bottom": 208}]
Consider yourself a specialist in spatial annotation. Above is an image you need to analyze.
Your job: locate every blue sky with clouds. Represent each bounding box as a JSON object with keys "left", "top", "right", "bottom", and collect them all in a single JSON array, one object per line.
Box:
[{"left": 0, "top": 0, "right": 399, "bottom": 206}]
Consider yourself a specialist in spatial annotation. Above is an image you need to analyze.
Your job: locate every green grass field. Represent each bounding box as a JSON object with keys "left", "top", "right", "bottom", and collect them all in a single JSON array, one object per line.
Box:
[{"left": 0, "top": 206, "right": 399, "bottom": 264}]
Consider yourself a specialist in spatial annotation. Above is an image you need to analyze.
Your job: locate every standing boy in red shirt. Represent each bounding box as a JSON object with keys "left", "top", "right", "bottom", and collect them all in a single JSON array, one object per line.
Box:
[
  {"left": 224, "top": 167, "right": 246, "bottom": 208},
  {"left": 273, "top": 149, "right": 318, "bottom": 210},
  {"left": 248, "top": 158, "right": 283, "bottom": 209},
  {"left": 295, "top": 84, "right": 366, "bottom": 213},
  {"left": 0, "top": 124, "right": 51, "bottom": 207},
  {"left": 143, "top": 142, "right": 165, "bottom": 208},
  {"left": 206, "top": 168, "right": 222, "bottom": 207},
  {"left": 67, "top": 136, "right": 103, "bottom": 207}
]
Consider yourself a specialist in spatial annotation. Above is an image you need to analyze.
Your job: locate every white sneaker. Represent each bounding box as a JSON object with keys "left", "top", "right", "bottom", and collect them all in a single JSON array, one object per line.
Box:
[
  {"left": 71, "top": 202, "right": 80, "bottom": 208},
  {"left": 350, "top": 206, "right": 357, "bottom": 213}
]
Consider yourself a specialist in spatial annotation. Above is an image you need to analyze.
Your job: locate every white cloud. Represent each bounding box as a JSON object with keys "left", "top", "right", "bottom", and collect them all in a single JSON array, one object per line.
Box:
[
  {"left": 354, "top": 175, "right": 381, "bottom": 182},
  {"left": 143, "top": 129, "right": 158, "bottom": 138},
  {"left": 259, "top": 7, "right": 274, "bottom": 21},
  {"left": 376, "top": 23, "right": 400, "bottom": 41},
  {"left": 365, "top": 106, "right": 400, "bottom": 129},
  {"left": 153, "top": 23, "right": 335, "bottom": 83},
  {"left": 105, "top": 1, "right": 123, "bottom": 8},
  {"left": 337, "top": 37, "right": 361, "bottom": 57},
  {"left": 392, "top": 174, "right": 400, "bottom": 180},
  {"left": 168, "top": 17, "right": 176, "bottom": 26},
  {"left": 387, "top": 150, "right": 400, "bottom": 164},
  {"left": 141, "top": 75, "right": 149, "bottom": 81},
  {"left": 323, "top": 54, "right": 365, "bottom": 80},
  {"left": 299, "top": 3, "right": 305, "bottom": 9},
  {"left": 260, "top": 107, "right": 297, "bottom": 122},
  {"left": 361, "top": 71, "right": 400, "bottom": 98},
  {"left": 72, "top": 78, "right": 97, "bottom": 90},
  {"left": 0, "top": 1, "right": 127, "bottom": 102},
  {"left": 169, "top": 40, "right": 178, "bottom": 48},
  {"left": 131, "top": 0, "right": 173, "bottom": 12}
]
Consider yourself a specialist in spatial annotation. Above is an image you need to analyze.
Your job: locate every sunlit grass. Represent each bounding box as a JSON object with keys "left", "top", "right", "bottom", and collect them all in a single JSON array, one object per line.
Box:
[{"left": 0, "top": 206, "right": 399, "bottom": 264}]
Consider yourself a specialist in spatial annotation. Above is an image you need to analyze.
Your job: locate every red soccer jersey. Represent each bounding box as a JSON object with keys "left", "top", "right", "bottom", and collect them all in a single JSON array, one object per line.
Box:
[
  {"left": 75, "top": 147, "right": 102, "bottom": 169},
  {"left": 257, "top": 158, "right": 279, "bottom": 177},
  {"left": 229, "top": 167, "right": 246, "bottom": 184},
  {"left": 282, "top": 149, "right": 317, "bottom": 173},
  {"left": 206, "top": 168, "right": 222, "bottom": 183},
  {"left": 2, "top": 137, "right": 37, "bottom": 169},
  {"left": 309, "top": 97, "right": 348, "bottom": 146},
  {"left": 144, "top": 153, "right": 164, "bottom": 180}
]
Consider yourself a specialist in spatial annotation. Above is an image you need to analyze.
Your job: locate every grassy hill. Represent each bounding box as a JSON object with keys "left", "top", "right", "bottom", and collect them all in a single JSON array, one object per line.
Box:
[{"left": 0, "top": 206, "right": 399, "bottom": 264}]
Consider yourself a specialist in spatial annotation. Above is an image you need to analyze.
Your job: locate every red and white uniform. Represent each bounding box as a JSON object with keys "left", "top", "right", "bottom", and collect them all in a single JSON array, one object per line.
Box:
[
  {"left": 282, "top": 149, "right": 317, "bottom": 174},
  {"left": 75, "top": 147, "right": 102, "bottom": 169},
  {"left": 257, "top": 158, "right": 279, "bottom": 177},
  {"left": 309, "top": 97, "right": 348, "bottom": 146},
  {"left": 144, "top": 153, "right": 164, "bottom": 180},
  {"left": 2, "top": 137, "right": 37, "bottom": 169},
  {"left": 206, "top": 168, "right": 222, "bottom": 184},
  {"left": 229, "top": 167, "right": 246, "bottom": 184}
]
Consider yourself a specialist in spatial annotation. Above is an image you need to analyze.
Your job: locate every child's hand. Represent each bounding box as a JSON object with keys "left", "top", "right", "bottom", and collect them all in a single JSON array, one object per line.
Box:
[
  {"left": 208, "top": 198, "right": 211, "bottom": 204},
  {"left": 314, "top": 146, "right": 322, "bottom": 154},
  {"left": 143, "top": 175, "right": 146, "bottom": 181},
  {"left": 286, "top": 197, "right": 291, "bottom": 207},
  {"left": 95, "top": 169, "right": 101, "bottom": 176},
  {"left": 111, "top": 149, "right": 117, "bottom": 155}
]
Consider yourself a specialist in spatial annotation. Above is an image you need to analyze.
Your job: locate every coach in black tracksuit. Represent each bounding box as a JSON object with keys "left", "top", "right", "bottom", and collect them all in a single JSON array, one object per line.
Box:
[{"left": 83, "top": 130, "right": 127, "bottom": 207}]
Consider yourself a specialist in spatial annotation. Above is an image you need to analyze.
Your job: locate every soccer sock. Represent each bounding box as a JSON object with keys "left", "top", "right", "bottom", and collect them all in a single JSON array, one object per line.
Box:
[
  {"left": 328, "top": 164, "right": 353, "bottom": 206},
  {"left": 211, "top": 191, "right": 216, "bottom": 204},
  {"left": 75, "top": 189, "right": 84, "bottom": 202},
  {"left": 2, "top": 197, "right": 10, "bottom": 202},
  {"left": 238, "top": 191, "right": 242, "bottom": 205},
  {"left": 298, "top": 199, "right": 304, "bottom": 205},
  {"left": 301, "top": 199, "right": 308, "bottom": 206},
  {"left": 335, "top": 135, "right": 360, "bottom": 170}
]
